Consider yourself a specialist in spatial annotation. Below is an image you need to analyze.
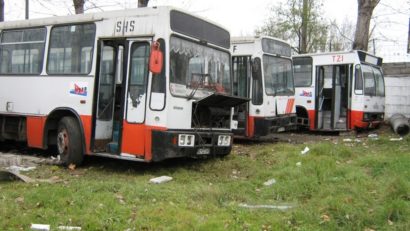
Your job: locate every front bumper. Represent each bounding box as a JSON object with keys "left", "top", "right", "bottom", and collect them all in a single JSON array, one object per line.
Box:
[
  {"left": 151, "top": 130, "right": 232, "bottom": 162},
  {"left": 254, "top": 114, "right": 297, "bottom": 136}
]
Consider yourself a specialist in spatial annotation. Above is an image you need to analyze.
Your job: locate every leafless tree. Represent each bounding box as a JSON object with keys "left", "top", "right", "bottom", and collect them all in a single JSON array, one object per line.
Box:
[
  {"left": 0, "top": 0, "right": 4, "bottom": 22},
  {"left": 73, "top": 0, "right": 85, "bottom": 14},
  {"left": 352, "top": 0, "right": 380, "bottom": 51},
  {"left": 138, "top": 0, "right": 149, "bottom": 8}
]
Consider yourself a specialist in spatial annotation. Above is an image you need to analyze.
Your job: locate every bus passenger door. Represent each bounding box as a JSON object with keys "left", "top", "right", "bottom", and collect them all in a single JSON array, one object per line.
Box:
[
  {"left": 232, "top": 56, "right": 251, "bottom": 137},
  {"left": 94, "top": 40, "right": 125, "bottom": 154},
  {"left": 315, "top": 65, "right": 348, "bottom": 131},
  {"left": 121, "top": 41, "right": 150, "bottom": 156}
]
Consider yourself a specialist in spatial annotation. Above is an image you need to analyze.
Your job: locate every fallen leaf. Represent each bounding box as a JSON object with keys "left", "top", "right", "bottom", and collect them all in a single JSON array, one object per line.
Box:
[
  {"left": 15, "top": 197, "right": 24, "bottom": 203},
  {"left": 321, "top": 214, "right": 330, "bottom": 222},
  {"left": 68, "top": 164, "right": 76, "bottom": 170}
]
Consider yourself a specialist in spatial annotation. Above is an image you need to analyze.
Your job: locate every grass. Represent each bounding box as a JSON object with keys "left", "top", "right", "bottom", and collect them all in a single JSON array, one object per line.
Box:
[{"left": 0, "top": 130, "right": 409, "bottom": 230}]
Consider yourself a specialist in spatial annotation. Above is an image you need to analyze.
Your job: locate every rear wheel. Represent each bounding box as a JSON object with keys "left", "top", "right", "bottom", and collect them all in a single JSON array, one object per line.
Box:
[{"left": 57, "top": 117, "right": 83, "bottom": 166}]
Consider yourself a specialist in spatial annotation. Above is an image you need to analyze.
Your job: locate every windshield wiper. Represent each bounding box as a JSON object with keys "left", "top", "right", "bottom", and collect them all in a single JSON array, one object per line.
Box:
[{"left": 187, "top": 73, "right": 210, "bottom": 100}]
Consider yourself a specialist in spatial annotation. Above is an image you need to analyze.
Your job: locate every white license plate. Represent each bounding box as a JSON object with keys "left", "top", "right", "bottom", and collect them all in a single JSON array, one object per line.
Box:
[{"left": 197, "top": 148, "right": 210, "bottom": 155}]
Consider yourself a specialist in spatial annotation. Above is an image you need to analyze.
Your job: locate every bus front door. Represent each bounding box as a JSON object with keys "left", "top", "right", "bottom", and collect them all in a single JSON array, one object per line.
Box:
[
  {"left": 120, "top": 41, "right": 150, "bottom": 156},
  {"left": 93, "top": 40, "right": 150, "bottom": 156},
  {"left": 315, "top": 65, "right": 349, "bottom": 131},
  {"left": 93, "top": 40, "right": 127, "bottom": 154}
]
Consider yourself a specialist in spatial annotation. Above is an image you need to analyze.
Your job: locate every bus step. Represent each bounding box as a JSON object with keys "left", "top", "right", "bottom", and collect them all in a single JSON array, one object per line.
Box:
[
  {"left": 107, "top": 142, "right": 119, "bottom": 153},
  {"left": 113, "top": 130, "right": 120, "bottom": 142}
]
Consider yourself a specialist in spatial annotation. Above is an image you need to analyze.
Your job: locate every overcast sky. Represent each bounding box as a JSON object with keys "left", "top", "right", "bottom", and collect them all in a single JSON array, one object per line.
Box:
[{"left": 4, "top": 0, "right": 410, "bottom": 62}]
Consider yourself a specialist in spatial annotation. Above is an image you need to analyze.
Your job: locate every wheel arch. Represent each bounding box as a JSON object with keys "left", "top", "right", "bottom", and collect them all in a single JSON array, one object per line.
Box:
[
  {"left": 296, "top": 105, "right": 309, "bottom": 119},
  {"left": 43, "top": 108, "right": 86, "bottom": 155}
]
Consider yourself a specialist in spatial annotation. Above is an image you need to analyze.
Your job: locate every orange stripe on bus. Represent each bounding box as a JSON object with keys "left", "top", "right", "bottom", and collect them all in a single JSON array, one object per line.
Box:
[
  {"left": 26, "top": 116, "right": 46, "bottom": 149},
  {"left": 121, "top": 122, "right": 166, "bottom": 161},
  {"left": 79, "top": 115, "right": 92, "bottom": 154}
]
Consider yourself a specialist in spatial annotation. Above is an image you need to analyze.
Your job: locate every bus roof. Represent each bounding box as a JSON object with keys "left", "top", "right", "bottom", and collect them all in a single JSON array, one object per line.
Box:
[
  {"left": 293, "top": 50, "right": 383, "bottom": 66},
  {"left": 0, "top": 6, "right": 228, "bottom": 33},
  {"left": 231, "top": 35, "right": 288, "bottom": 45}
]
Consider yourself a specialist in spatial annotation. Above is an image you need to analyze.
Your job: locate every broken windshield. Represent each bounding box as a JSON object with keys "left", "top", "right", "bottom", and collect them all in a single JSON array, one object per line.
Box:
[
  {"left": 263, "top": 55, "right": 294, "bottom": 96},
  {"left": 170, "top": 36, "right": 231, "bottom": 98}
]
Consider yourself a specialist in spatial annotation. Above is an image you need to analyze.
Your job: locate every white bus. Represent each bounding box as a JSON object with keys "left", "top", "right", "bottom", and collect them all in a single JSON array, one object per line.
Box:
[
  {"left": 231, "top": 36, "right": 296, "bottom": 139},
  {"left": 0, "top": 7, "right": 247, "bottom": 165},
  {"left": 293, "top": 50, "right": 385, "bottom": 131}
]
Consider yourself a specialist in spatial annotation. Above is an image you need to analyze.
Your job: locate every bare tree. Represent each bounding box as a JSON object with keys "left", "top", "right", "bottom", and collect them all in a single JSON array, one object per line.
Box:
[
  {"left": 352, "top": 0, "right": 380, "bottom": 51},
  {"left": 257, "top": 0, "right": 328, "bottom": 53},
  {"left": 138, "top": 0, "right": 149, "bottom": 7},
  {"left": 73, "top": 0, "right": 85, "bottom": 14},
  {"left": 0, "top": 0, "right": 4, "bottom": 22}
]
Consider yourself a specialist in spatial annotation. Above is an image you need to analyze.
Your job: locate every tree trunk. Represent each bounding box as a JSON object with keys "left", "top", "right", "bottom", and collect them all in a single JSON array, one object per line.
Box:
[
  {"left": 300, "top": 0, "right": 309, "bottom": 53},
  {"left": 0, "top": 0, "right": 4, "bottom": 22},
  {"left": 138, "top": 0, "right": 149, "bottom": 8},
  {"left": 352, "top": 0, "right": 379, "bottom": 51},
  {"left": 73, "top": 0, "right": 85, "bottom": 14}
]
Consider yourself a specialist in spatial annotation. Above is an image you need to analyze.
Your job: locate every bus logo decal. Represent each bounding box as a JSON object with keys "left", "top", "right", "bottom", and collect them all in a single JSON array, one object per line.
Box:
[
  {"left": 69, "top": 82, "right": 88, "bottom": 96},
  {"left": 299, "top": 90, "right": 312, "bottom": 97}
]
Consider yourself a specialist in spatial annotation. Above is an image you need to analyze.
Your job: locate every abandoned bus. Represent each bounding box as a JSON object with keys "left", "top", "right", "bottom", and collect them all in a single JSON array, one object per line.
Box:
[
  {"left": 0, "top": 7, "right": 247, "bottom": 165},
  {"left": 231, "top": 36, "right": 297, "bottom": 139},
  {"left": 293, "top": 50, "right": 385, "bottom": 131}
]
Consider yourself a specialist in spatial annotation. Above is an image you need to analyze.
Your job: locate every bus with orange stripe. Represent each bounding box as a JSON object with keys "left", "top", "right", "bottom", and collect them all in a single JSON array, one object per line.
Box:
[
  {"left": 0, "top": 7, "right": 247, "bottom": 166},
  {"left": 293, "top": 51, "right": 385, "bottom": 131},
  {"left": 231, "top": 36, "right": 297, "bottom": 139}
]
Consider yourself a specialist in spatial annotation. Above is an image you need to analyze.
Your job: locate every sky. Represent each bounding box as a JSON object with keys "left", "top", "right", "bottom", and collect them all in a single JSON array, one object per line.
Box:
[{"left": 3, "top": 0, "right": 410, "bottom": 62}]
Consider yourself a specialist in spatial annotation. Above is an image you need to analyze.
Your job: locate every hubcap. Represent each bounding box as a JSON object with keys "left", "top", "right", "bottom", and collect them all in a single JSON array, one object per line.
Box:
[{"left": 57, "top": 129, "right": 69, "bottom": 154}]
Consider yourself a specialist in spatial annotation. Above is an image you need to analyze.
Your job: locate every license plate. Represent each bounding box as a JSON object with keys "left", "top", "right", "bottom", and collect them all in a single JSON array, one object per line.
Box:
[{"left": 197, "top": 148, "right": 210, "bottom": 155}]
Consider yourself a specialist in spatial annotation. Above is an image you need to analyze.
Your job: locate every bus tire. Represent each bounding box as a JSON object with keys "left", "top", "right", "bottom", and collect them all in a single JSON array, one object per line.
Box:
[{"left": 57, "top": 116, "right": 84, "bottom": 166}]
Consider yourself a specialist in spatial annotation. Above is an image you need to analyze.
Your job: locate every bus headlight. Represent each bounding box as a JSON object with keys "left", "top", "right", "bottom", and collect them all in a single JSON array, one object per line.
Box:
[
  {"left": 218, "top": 135, "right": 231, "bottom": 147},
  {"left": 178, "top": 134, "right": 195, "bottom": 147}
]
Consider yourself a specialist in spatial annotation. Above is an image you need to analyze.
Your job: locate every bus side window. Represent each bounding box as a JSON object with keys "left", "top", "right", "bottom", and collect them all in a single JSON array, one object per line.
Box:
[
  {"left": 150, "top": 39, "right": 166, "bottom": 111},
  {"left": 232, "top": 56, "right": 250, "bottom": 98},
  {"left": 129, "top": 42, "right": 149, "bottom": 107},
  {"left": 354, "top": 65, "right": 363, "bottom": 95},
  {"left": 0, "top": 28, "right": 46, "bottom": 75},
  {"left": 47, "top": 23, "right": 96, "bottom": 75},
  {"left": 251, "top": 57, "right": 263, "bottom": 105}
]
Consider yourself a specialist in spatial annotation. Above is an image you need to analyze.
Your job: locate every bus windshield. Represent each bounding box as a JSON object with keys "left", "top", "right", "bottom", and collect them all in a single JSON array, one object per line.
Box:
[
  {"left": 170, "top": 36, "right": 231, "bottom": 98},
  {"left": 361, "top": 64, "right": 385, "bottom": 96},
  {"left": 263, "top": 55, "right": 294, "bottom": 96}
]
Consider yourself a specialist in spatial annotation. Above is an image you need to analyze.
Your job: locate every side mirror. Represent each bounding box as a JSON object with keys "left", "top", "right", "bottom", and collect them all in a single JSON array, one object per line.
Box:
[{"left": 149, "top": 41, "right": 163, "bottom": 74}]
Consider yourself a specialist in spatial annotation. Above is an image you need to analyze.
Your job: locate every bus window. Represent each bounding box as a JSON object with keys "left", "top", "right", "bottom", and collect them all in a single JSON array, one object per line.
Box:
[
  {"left": 97, "top": 46, "right": 115, "bottom": 121},
  {"left": 293, "top": 57, "right": 312, "bottom": 87},
  {"left": 150, "top": 39, "right": 166, "bottom": 111},
  {"left": 129, "top": 43, "right": 149, "bottom": 107},
  {"left": 374, "top": 67, "right": 385, "bottom": 96},
  {"left": 47, "top": 23, "right": 95, "bottom": 75},
  {"left": 362, "top": 65, "right": 376, "bottom": 96},
  {"left": 354, "top": 65, "right": 363, "bottom": 95},
  {"left": 0, "top": 28, "right": 46, "bottom": 74},
  {"left": 251, "top": 57, "right": 263, "bottom": 105},
  {"left": 263, "top": 55, "right": 294, "bottom": 96},
  {"left": 232, "top": 56, "right": 250, "bottom": 98}
]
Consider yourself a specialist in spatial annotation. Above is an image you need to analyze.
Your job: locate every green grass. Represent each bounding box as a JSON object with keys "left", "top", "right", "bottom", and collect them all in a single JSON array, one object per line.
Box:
[{"left": 1, "top": 132, "right": 409, "bottom": 230}]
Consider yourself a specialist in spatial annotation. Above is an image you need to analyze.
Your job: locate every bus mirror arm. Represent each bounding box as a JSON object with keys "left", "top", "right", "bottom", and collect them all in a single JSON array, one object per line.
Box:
[{"left": 149, "top": 41, "right": 163, "bottom": 74}]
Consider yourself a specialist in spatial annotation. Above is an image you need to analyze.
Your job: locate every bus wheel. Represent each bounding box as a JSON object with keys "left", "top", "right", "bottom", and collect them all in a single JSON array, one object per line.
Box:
[{"left": 57, "top": 117, "right": 83, "bottom": 166}]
